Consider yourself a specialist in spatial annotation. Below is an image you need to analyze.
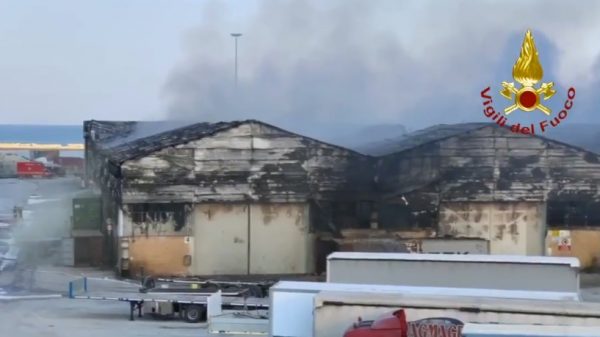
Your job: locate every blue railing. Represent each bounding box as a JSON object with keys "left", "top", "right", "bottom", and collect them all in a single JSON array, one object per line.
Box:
[{"left": 68, "top": 277, "right": 88, "bottom": 298}]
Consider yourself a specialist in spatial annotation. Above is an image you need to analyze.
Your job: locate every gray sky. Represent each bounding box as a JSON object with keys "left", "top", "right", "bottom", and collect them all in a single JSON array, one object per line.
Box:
[
  {"left": 0, "top": 0, "right": 255, "bottom": 124},
  {"left": 1, "top": 0, "right": 600, "bottom": 132}
]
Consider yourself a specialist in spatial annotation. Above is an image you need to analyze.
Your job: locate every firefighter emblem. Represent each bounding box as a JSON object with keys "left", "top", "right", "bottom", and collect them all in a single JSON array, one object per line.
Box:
[{"left": 500, "top": 29, "right": 556, "bottom": 115}]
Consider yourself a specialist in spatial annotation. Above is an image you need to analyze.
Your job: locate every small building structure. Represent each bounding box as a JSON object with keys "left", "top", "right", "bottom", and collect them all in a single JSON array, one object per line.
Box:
[{"left": 63, "top": 195, "right": 105, "bottom": 267}]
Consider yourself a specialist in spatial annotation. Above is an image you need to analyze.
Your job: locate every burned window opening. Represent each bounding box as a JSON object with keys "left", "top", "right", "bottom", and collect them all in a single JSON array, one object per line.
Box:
[
  {"left": 129, "top": 203, "right": 189, "bottom": 231},
  {"left": 334, "top": 201, "right": 373, "bottom": 229},
  {"left": 378, "top": 203, "right": 413, "bottom": 230},
  {"left": 547, "top": 201, "right": 600, "bottom": 228}
]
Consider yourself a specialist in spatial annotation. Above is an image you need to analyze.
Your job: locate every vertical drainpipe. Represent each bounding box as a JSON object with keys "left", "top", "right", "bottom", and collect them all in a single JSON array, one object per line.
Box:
[
  {"left": 541, "top": 202, "right": 549, "bottom": 256},
  {"left": 117, "top": 208, "right": 124, "bottom": 271},
  {"left": 247, "top": 126, "right": 254, "bottom": 275},
  {"left": 247, "top": 204, "right": 251, "bottom": 275},
  {"left": 118, "top": 208, "right": 124, "bottom": 237},
  {"left": 542, "top": 147, "right": 550, "bottom": 256}
]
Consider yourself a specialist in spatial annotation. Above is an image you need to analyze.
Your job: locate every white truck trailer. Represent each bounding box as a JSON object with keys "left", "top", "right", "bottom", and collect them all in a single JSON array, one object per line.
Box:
[
  {"left": 462, "top": 323, "right": 600, "bottom": 337},
  {"left": 326, "top": 252, "right": 580, "bottom": 293},
  {"left": 313, "top": 291, "right": 600, "bottom": 337},
  {"left": 269, "top": 281, "right": 581, "bottom": 337}
]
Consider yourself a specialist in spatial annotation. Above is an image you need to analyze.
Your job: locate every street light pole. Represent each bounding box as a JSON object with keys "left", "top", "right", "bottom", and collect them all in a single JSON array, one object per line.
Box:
[{"left": 230, "top": 33, "right": 242, "bottom": 88}]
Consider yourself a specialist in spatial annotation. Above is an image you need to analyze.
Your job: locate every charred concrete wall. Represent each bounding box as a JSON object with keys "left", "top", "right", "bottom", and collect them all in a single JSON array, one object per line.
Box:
[
  {"left": 118, "top": 122, "right": 373, "bottom": 204},
  {"left": 376, "top": 126, "right": 600, "bottom": 231},
  {"left": 119, "top": 202, "right": 314, "bottom": 276},
  {"left": 335, "top": 237, "right": 489, "bottom": 254},
  {"left": 122, "top": 203, "right": 192, "bottom": 237},
  {"left": 127, "top": 236, "right": 192, "bottom": 277},
  {"left": 439, "top": 202, "right": 545, "bottom": 255}
]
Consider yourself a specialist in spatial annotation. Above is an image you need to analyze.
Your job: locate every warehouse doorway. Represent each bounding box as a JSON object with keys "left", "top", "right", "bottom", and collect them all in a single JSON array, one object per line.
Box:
[{"left": 191, "top": 203, "right": 313, "bottom": 276}]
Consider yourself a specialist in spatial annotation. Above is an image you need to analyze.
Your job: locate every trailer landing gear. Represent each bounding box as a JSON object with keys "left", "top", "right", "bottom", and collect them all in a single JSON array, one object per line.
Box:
[{"left": 129, "top": 301, "right": 144, "bottom": 321}]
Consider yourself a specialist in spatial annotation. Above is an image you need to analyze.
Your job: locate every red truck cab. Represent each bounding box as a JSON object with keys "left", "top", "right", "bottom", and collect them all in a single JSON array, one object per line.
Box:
[{"left": 343, "top": 310, "right": 463, "bottom": 337}]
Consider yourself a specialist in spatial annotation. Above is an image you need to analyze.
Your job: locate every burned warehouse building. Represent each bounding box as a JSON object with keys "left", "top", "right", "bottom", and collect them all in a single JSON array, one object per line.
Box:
[
  {"left": 84, "top": 119, "right": 374, "bottom": 276},
  {"left": 84, "top": 120, "right": 600, "bottom": 276}
]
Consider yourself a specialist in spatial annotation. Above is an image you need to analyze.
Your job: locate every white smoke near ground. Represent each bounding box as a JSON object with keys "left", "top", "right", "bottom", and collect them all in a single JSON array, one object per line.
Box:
[
  {"left": 2, "top": 178, "right": 84, "bottom": 268},
  {"left": 163, "top": 0, "right": 600, "bottom": 134}
]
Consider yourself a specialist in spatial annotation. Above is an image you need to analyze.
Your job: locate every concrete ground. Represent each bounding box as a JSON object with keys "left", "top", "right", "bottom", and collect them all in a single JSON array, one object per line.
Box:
[
  {"left": 0, "top": 177, "right": 243, "bottom": 336},
  {"left": 0, "top": 266, "right": 247, "bottom": 337},
  {"left": 0, "top": 298, "right": 208, "bottom": 337},
  {"left": 2, "top": 265, "right": 600, "bottom": 337},
  {"left": 579, "top": 272, "right": 600, "bottom": 302}
]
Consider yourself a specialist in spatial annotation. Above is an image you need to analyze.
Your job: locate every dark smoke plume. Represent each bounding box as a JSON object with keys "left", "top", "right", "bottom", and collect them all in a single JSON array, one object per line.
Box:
[{"left": 164, "top": 0, "right": 600, "bottom": 141}]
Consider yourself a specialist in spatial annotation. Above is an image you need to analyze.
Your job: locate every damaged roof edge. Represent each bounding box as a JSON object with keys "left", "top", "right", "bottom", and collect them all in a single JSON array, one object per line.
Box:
[
  {"left": 248, "top": 120, "right": 376, "bottom": 158},
  {"left": 362, "top": 123, "right": 492, "bottom": 157},
  {"left": 86, "top": 119, "right": 599, "bottom": 165},
  {"left": 86, "top": 119, "right": 374, "bottom": 166},
  {"left": 372, "top": 123, "right": 600, "bottom": 158}
]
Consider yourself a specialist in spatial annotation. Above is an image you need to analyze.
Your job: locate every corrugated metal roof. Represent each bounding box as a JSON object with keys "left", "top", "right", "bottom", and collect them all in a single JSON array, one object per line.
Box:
[
  {"left": 326, "top": 252, "right": 580, "bottom": 268},
  {"left": 86, "top": 120, "right": 248, "bottom": 164},
  {"left": 356, "top": 123, "right": 492, "bottom": 156},
  {"left": 355, "top": 122, "right": 600, "bottom": 157},
  {"left": 98, "top": 120, "right": 198, "bottom": 148},
  {"left": 86, "top": 119, "right": 368, "bottom": 165}
]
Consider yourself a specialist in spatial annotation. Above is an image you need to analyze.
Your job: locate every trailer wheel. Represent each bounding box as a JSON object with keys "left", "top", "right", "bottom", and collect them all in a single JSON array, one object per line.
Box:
[{"left": 182, "top": 304, "right": 206, "bottom": 323}]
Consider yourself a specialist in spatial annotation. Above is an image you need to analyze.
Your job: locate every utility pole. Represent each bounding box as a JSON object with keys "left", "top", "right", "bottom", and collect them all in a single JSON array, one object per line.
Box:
[{"left": 230, "top": 33, "right": 242, "bottom": 88}]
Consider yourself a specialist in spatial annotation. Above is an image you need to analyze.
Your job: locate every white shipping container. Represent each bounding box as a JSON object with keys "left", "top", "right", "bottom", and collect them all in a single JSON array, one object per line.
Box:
[
  {"left": 313, "top": 291, "right": 600, "bottom": 337},
  {"left": 326, "top": 252, "right": 580, "bottom": 293},
  {"left": 269, "top": 281, "right": 580, "bottom": 337}
]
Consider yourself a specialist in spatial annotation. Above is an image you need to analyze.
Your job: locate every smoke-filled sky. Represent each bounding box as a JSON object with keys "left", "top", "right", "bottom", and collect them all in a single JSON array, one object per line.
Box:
[{"left": 2, "top": 0, "right": 600, "bottom": 135}]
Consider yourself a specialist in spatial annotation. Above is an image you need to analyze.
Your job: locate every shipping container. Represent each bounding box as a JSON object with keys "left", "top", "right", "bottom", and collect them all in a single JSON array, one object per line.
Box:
[
  {"left": 462, "top": 323, "right": 600, "bottom": 337},
  {"left": 314, "top": 291, "right": 600, "bottom": 337},
  {"left": 326, "top": 252, "right": 580, "bottom": 293},
  {"left": 16, "top": 161, "right": 49, "bottom": 178},
  {"left": 268, "top": 281, "right": 580, "bottom": 337},
  {"left": 56, "top": 157, "right": 84, "bottom": 176}
]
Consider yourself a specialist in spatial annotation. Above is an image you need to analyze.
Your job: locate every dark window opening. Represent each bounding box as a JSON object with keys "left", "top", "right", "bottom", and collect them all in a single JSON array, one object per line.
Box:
[
  {"left": 356, "top": 201, "right": 373, "bottom": 228},
  {"left": 331, "top": 201, "right": 373, "bottom": 229},
  {"left": 313, "top": 201, "right": 375, "bottom": 233},
  {"left": 129, "top": 203, "right": 189, "bottom": 231},
  {"left": 378, "top": 203, "right": 412, "bottom": 230},
  {"left": 547, "top": 201, "right": 600, "bottom": 228}
]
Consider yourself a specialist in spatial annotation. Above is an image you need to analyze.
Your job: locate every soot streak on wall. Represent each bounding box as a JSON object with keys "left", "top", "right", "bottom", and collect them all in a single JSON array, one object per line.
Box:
[{"left": 373, "top": 124, "right": 600, "bottom": 230}]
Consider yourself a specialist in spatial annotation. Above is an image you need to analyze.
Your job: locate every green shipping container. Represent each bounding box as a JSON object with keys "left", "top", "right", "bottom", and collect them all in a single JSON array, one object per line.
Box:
[{"left": 72, "top": 197, "right": 102, "bottom": 231}]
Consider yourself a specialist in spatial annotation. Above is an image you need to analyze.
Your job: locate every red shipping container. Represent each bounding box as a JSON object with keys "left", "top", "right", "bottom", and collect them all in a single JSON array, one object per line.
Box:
[{"left": 17, "top": 161, "right": 49, "bottom": 178}]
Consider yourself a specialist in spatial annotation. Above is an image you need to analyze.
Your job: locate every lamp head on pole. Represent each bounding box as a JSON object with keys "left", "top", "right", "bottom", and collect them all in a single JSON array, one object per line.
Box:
[{"left": 231, "top": 33, "right": 242, "bottom": 38}]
